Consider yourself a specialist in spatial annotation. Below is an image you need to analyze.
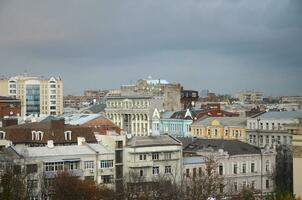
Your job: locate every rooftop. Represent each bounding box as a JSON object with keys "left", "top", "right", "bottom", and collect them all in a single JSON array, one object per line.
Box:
[
  {"left": 15, "top": 143, "right": 113, "bottom": 158},
  {"left": 179, "top": 138, "right": 261, "bottom": 156},
  {"left": 127, "top": 135, "right": 182, "bottom": 147},
  {"left": 192, "top": 117, "right": 247, "bottom": 127},
  {"left": 255, "top": 111, "right": 302, "bottom": 120}
]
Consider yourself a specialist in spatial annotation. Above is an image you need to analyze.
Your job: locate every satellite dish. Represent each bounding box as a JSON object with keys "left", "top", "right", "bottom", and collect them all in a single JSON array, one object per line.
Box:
[{"left": 126, "top": 134, "right": 132, "bottom": 139}]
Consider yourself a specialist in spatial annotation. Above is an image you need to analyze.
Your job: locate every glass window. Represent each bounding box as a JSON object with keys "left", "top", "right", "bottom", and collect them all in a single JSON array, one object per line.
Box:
[
  {"left": 152, "top": 153, "right": 159, "bottom": 160},
  {"left": 219, "top": 164, "right": 223, "bottom": 175},
  {"left": 186, "top": 168, "right": 190, "bottom": 177},
  {"left": 233, "top": 164, "right": 238, "bottom": 174},
  {"left": 84, "top": 161, "right": 94, "bottom": 169},
  {"left": 101, "top": 175, "right": 114, "bottom": 184},
  {"left": 165, "top": 166, "right": 172, "bottom": 174},
  {"left": 242, "top": 163, "right": 246, "bottom": 173},
  {"left": 251, "top": 163, "right": 255, "bottom": 173},
  {"left": 152, "top": 167, "right": 159, "bottom": 175},
  {"left": 100, "top": 160, "right": 113, "bottom": 168}
]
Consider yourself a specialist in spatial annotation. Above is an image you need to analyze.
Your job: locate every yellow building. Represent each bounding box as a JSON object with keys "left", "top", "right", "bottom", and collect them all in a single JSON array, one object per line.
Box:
[
  {"left": 286, "top": 121, "right": 302, "bottom": 198},
  {"left": 191, "top": 117, "right": 247, "bottom": 142},
  {"left": 0, "top": 76, "right": 63, "bottom": 116}
]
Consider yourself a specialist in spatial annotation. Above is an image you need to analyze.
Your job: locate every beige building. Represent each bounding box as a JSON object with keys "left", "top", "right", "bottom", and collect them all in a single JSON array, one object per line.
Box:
[
  {"left": 286, "top": 120, "right": 302, "bottom": 198},
  {"left": 120, "top": 78, "right": 182, "bottom": 112},
  {"left": 191, "top": 117, "right": 247, "bottom": 142},
  {"left": 0, "top": 76, "right": 63, "bottom": 116},
  {"left": 235, "top": 91, "right": 263, "bottom": 103}
]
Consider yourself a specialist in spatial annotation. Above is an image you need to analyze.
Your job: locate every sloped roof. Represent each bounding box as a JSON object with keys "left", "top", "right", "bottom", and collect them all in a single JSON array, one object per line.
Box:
[
  {"left": 192, "top": 117, "right": 247, "bottom": 127},
  {"left": 255, "top": 111, "right": 302, "bottom": 120},
  {"left": 127, "top": 135, "right": 181, "bottom": 147},
  {"left": 1, "top": 120, "right": 97, "bottom": 145},
  {"left": 179, "top": 138, "right": 261, "bottom": 156}
]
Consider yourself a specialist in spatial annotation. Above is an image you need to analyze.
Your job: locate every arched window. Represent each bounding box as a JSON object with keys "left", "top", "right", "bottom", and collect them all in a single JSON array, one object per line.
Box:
[
  {"left": 0, "top": 131, "right": 5, "bottom": 139},
  {"left": 64, "top": 131, "right": 72, "bottom": 140}
]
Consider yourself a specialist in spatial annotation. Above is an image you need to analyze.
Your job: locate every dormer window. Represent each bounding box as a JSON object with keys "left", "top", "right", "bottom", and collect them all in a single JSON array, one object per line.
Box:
[
  {"left": 0, "top": 131, "right": 5, "bottom": 139},
  {"left": 64, "top": 131, "right": 72, "bottom": 140},
  {"left": 32, "top": 131, "right": 44, "bottom": 141}
]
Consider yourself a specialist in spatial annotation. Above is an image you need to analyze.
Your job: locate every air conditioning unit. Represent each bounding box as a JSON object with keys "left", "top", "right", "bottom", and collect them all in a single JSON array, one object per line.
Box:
[{"left": 89, "top": 169, "right": 94, "bottom": 174}]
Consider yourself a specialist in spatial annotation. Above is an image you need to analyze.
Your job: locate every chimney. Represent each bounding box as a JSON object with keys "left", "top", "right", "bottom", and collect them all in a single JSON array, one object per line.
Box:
[
  {"left": 2, "top": 118, "right": 18, "bottom": 127},
  {"left": 77, "top": 137, "right": 86, "bottom": 146},
  {"left": 47, "top": 140, "right": 54, "bottom": 148},
  {"left": 50, "top": 119, "right": 65, "bottom": 130}
]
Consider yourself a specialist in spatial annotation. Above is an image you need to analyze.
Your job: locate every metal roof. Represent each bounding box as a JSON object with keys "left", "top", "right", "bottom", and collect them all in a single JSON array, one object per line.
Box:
[
  {"left": 256, "top": 111, "right": 302, "bottom": 120},
  {"left": 192, "top": 117, "right": 247, "bottom": 127}
]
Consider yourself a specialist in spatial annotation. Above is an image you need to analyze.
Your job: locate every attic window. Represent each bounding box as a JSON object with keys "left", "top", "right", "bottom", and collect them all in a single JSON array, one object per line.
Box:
[
  {"left": 0, "top": 131, "right": 5, "bottom": 139},
  {"left": 32, "top": 131, "right": 44, "bottom": 141},
  {"left": 64, "top": 131, "right": 72, "bottom": 140}
]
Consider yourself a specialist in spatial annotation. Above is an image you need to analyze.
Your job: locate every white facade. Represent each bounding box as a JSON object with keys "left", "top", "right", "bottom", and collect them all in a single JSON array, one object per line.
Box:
[
  {"left": 105, "top": 96, "right": 164, "bottom": 136},
  {"left": 14, "top": 140, "right": 115, "bottom": 199},
  {"left": 247, "top": 111, "right": 302, "bottom": 147},
  {"left": 184, "top": 149, "right": 276, "bottom": 194},
  {"left": 123, "top": 135, "right": 183, "bottom": 185}
]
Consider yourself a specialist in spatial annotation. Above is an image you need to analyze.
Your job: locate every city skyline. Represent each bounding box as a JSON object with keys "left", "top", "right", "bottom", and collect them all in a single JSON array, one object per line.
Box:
[{"left": 0, "top": 0, "right": 301, "bottom": 96}]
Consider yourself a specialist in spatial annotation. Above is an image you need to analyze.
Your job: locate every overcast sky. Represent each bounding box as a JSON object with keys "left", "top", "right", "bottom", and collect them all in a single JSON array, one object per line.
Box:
[{"left": 0, "top": 0, "right": 301, "bottom": 96}]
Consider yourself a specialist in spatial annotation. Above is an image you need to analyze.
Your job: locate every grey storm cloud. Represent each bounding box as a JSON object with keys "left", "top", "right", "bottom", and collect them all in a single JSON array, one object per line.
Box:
[{"left": 0, "top": 0, "right": 301, "bottom": 96}]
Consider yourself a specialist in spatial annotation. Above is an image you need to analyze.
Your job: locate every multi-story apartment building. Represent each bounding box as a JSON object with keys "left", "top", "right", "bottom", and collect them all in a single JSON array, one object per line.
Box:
[
  {"left": 235, "top": 91, "right": 263, "bottom": 103},
  {"left": 281, "top": 96, "right": 302, "bottom": 105},
  {"left": 105, "top": 96, "right": 164, "bottom": 136},
  {"left": 123, "top": 135, "right": 183, "bottom": 188},
  {"left": 180, "top": 138, "right": 276, "bottom": 195},
  {"left": 0, "top": 76, "right": 63, "bottom": 116},
  {"left": 246, "top": 111, "right": 302, "bottom": 147},
  {"left": 191, "top": 117, "right": 247, "bottom": 142},
  {"left": 12, "top": 140, "right": 115, "bottom": 199}
]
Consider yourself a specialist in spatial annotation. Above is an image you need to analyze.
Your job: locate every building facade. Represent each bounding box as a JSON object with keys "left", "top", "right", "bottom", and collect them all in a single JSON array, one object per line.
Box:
[
  {"left": 123, "top": 135, "right": 183, "bottom": 187},
  {"left": 0, "top": 76, "right": 63, "bottom": 116},
  {"left": 13, "top": 140, "right": 115, "bottom": 199},
  {"left": 151, "top": 109, "right": 193, "bottom": 137},
  {"left": 191, "top": 117, "right": 247, "bottom": 142},
  {"left": 235, "top": 91, "right": 263, "bottom": 103},
  {"left": 180, "top": 138, "right": 276, "bottom": 195},
  {"left": 105, "top": 96, "right": 165, "bottom": 136},
  {"left": 246, "top": 111, "right": 302, "bottom": 148},
  {"left": 120, "top": 78, "right": 182, "bottom": 112},
  {"left": 285, "top": 120, "right": 302, "bottom": 198}
]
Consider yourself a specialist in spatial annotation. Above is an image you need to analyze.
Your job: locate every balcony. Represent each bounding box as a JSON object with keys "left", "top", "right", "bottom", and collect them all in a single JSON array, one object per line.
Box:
[
  {"left": 44, "top": 169, "right": 84, "bottom": 179},
  {"left": 127, "top": 161, "right": 153, "bottom": 168}
]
